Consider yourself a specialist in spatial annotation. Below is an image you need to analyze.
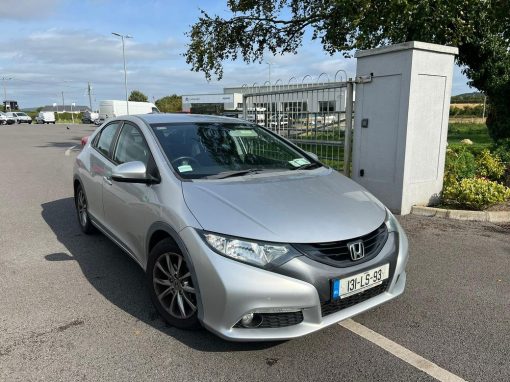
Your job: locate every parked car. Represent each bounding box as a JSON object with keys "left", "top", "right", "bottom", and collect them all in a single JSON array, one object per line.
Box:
[
  {"left": 35, "top": 111, "right": 56, "bottom": 124},
  {"left": 73, "top": 114, "right": 408, "bottom": 341},
  {"left": 7, "top": 112, "right": 32, "bottom": 124},
  {"left": 0, "top": 112, "right": 15, "bottom": 125},
  {"left": 81, "top": 110, "right": 99, "bottom": 124},
  {"left": 269, "top": 114, "right": 290, "bottom": 128}
]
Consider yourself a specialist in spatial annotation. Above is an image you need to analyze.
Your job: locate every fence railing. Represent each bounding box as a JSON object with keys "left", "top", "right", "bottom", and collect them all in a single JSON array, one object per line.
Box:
[{"left": 242, "top": 81, "right": 354, "bottom": 175}]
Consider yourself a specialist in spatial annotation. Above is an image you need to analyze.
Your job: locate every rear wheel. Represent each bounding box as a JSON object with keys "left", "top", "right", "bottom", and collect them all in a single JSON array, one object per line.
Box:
[
  {"left": 75, "top": 184, "right": 95, "bottom": 234},
  {"left": 147, "top": 239, "right": 200, "bottom": 329}
]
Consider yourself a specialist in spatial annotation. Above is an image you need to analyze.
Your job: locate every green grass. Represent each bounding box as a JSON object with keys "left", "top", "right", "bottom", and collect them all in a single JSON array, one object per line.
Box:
[
  {"left": 447, "top": 122, "right": 492, "bottom": 153},
  {"left": 292, "top": 122, "right": 493, "bottom": 172}
]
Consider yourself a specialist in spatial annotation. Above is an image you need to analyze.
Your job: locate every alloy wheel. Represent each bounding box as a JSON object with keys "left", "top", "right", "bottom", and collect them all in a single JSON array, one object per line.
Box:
[
  {"left": 77, "top": 189, "right": 88, "bottom": 227},
  {"left": 153, "top": 252, "right": 197, "bottom": 319}
]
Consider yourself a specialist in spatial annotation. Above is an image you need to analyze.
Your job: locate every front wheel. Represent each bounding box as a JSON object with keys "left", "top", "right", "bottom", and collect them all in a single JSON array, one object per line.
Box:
[{"left": 147, "top": 239, "right": 200, "bottom": 329}]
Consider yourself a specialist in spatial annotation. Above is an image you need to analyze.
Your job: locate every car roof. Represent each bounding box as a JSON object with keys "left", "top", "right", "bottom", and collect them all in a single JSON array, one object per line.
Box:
[{"left": 136, "top": 113, "right": 245, "bottom": 125}]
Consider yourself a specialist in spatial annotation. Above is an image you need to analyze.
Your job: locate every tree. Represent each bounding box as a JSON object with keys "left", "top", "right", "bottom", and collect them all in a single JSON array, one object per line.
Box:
[
  {"left": 155, "top": 95, "right": 182, "bottom": 112},
  {"left": 185, "top": 0, "right": 510, "bottom": 140},
  {"left": 128, "top": 90, "right": 148, "bottom": 102}
]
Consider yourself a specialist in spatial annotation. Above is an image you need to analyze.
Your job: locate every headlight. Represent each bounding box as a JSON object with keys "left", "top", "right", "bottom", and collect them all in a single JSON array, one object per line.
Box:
[
  {"left": 203, "top": 232, "right": 298, "bottom": 268},
  {"left": 385, "top": 208, "right": 400, "bottom": 233}
]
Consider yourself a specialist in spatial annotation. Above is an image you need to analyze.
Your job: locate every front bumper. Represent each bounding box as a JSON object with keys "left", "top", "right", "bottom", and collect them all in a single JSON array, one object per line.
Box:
[{"left": 179, "top": 224, "right": 408, "bottom": 342}]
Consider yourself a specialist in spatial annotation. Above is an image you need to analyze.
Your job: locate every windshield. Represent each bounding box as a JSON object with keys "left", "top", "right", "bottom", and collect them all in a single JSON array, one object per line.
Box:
[{"left": 150, "top": 122, "right": 320, "bottom": 179}]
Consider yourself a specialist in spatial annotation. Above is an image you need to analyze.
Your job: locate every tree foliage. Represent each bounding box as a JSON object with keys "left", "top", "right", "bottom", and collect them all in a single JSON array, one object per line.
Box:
[
  {"left": 185, "top": 0, "right": 510, "bottom": 139},
  {"left": 155, "top": 95, "right": 182, "bottom": 112},
  {"left": 128, "top": 90, "right": 148, "bottom": 102}
]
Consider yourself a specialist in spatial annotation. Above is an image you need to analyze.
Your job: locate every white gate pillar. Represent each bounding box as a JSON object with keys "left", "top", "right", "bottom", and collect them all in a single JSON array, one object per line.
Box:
[{"left": 351, "top": 41, "right": 458, "bottom": 214}]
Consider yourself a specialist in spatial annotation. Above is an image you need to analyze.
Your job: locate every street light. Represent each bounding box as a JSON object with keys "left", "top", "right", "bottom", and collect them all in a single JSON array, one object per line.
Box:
[{"left": 112, "top": 32, "right": 133, "bottom": 115}]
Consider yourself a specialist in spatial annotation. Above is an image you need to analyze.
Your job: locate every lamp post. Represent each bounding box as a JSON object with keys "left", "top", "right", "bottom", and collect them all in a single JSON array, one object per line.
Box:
[
  {"left": 71, "top": 102, "right": 75, "bottom": 124},
  {"left": 112, "top": 32, "right": 133, "bottom": 115}
]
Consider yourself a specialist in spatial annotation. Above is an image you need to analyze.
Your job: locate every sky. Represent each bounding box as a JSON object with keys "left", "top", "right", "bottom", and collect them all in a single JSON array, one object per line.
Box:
[{"left": 0, "top": 0, "right": 473, "bottom": 109}]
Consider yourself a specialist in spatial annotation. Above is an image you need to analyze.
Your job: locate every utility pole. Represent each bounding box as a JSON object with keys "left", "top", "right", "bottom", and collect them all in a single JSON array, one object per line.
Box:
[
  {"left": 87, "top": 82, "right": 93, "bottom": 110},
  {"left": 1, "top": 77, "right": 12, "bottom": 111},
  {"left": 61, "top": 91, "right": 65, "bottom": 113}
]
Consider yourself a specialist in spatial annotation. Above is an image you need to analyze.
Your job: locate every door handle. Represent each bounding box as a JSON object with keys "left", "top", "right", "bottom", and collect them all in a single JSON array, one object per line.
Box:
[{"left": 103, "top": 176, "right": 112, "bottom": 185}]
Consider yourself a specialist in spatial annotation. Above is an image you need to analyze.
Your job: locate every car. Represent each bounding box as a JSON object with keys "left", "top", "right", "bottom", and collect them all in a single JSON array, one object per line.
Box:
[
  {"left": 73, "top": 113, "right": 408, "bottom": 341},
  {"left": 269, "top": 114, "right": 290, "bottom": 128},
  {"left": 35, "top": 111, "right": 56, "bottom": 124},
  {"left": 7, "top": 112, "right": 32, "bottom": 124},
  {"left": 0, "top": 112, "right": 15, "bottom": 125},
  {"left": 81, "top": 110, "right": 99, "bottom": 124}
]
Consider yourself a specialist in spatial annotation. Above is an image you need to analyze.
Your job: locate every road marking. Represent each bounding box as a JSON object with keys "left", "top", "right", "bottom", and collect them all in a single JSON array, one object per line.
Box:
[
  {"left": 339, "top": 319, "right": 466, "bottom": 382},
  {"left": 65, "top": 145, "right": 78, "bottom": 156}
]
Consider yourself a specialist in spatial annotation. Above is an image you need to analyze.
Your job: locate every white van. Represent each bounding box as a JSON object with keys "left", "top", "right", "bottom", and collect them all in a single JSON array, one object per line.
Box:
[
  {"left": 35, "top": 111, "right": 56, "bottom": 124},
  {"left": 98, "top": 100, "right": 159, "bottom": 122}
]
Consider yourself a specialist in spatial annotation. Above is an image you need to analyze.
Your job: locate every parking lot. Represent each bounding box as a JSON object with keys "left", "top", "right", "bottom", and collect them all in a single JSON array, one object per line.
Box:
[{"left": 0, "top": 123, "right": 508, "bottom": 381}]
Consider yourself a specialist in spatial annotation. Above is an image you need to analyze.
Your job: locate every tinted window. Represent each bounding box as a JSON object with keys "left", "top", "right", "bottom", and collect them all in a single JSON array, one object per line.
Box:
[
  {"left": 95, "top": 122, "right": 121, "bottom": 158},
  {"left": 113, "top": 123, "right": 150, "bottom": 165}
]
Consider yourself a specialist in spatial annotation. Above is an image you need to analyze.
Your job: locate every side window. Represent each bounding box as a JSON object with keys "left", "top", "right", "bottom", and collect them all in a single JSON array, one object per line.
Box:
[
  {"left": 95, "top": 122, "right": 121, "bottom": 158},
  {"left": 113, "top": 123, "right": 151, "bottom": 166}
]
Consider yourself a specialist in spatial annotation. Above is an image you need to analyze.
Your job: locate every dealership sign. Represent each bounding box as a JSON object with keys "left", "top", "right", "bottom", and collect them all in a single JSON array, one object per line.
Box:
[{"left": 182, "top": 94, "right": 235, "bottom": 104}]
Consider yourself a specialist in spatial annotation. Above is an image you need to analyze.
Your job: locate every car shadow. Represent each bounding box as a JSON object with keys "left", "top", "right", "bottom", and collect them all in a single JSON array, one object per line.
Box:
[{"left": 41, "top": 197, "right": 280, "bottom": 352}]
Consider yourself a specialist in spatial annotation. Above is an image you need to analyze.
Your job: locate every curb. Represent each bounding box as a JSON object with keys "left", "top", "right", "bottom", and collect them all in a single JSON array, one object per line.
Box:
[{"left": 411, "top": 206, "right": 510, "bottom": 223}]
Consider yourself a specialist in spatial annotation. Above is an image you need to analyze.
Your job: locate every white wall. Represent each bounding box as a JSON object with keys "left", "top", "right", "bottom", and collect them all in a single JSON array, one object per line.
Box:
[{"left": 352, "top": 41, "right": 458, "bottom": 214}]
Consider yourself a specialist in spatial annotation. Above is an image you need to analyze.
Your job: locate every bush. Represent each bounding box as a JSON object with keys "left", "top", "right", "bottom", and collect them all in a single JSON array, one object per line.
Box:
[
  {"left": 476, "top": 149, "right": 506, "bottom": 181},
  {"left": 492, "top": 138, "right": 510, "bottom": 164},
  {"left": 444, "top": 147, "right": 477, "bottom": 185},
  {"left": 443, "top": 177, "right": 510, "bottom": 210}
]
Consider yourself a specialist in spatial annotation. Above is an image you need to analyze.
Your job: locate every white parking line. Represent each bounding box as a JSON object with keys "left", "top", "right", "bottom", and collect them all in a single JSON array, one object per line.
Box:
[
  {"left": 65, "top": 145, "right": 78, "bottom": 156},
  {"left": 339, "top": 319, "right": 466, "bottom": 382}
]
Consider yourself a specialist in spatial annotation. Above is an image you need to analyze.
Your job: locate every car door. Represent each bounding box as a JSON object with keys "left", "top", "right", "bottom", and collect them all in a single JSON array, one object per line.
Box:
[
  {"left": 83, "top": 121, "right": 122, "bottom": 224},
  {"left": 102, "top": 121, "right": 160, "bottom": 262}
]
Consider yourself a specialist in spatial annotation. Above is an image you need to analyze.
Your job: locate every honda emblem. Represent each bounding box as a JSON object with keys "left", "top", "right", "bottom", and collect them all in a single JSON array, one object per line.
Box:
[{"left": 348, "top": 240, "right": 365, "bottom": 261}]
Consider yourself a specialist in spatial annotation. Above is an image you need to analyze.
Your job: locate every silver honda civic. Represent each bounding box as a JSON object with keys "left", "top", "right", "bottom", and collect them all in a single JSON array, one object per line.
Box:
[{"left": 73, "top": 113, "right": 408, "bottom": 341}]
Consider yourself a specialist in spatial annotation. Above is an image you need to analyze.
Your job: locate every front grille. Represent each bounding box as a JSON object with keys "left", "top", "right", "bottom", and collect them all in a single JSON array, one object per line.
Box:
[
  {"left": 293, "top": 223, "right": 389, "bottom": 267},
  {"left": 234, "top": 311, "right": 304, "bottom": 329},
  {"left": 321, "top": 280, "right": 389, "bottom": 317}
]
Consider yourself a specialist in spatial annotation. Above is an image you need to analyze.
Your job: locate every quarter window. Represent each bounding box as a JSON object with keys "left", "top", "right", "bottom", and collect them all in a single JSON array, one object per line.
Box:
[
  {"left": 113, "top": 123, "right": 150, "bottom": 166},
  {"left": 95, "top": 122, "right": 121, "bottom": 158}
]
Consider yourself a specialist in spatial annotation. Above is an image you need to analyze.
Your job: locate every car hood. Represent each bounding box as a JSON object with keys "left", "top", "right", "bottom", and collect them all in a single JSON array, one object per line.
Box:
[{"left": 182, "top": 168, "right": 386, "bottom": 243}]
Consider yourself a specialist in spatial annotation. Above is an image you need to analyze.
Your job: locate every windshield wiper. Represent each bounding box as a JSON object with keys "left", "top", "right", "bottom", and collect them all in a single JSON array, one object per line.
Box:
[
  {"left": 207, "top": 168, "right": 264, "bottom": 179},
  {"left": 291, "top": 162, "right": 322, "bottom": 170}
]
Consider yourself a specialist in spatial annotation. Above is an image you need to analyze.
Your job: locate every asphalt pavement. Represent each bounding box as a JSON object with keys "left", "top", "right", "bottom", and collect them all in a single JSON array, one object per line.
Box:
[{"left": 0, "top": 123, "right": 508, "bottom": 381}]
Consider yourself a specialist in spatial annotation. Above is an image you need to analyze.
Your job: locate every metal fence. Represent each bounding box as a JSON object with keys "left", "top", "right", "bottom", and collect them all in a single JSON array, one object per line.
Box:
[{"left": 242, "top": 81, "right": 354, "bottom": 176}]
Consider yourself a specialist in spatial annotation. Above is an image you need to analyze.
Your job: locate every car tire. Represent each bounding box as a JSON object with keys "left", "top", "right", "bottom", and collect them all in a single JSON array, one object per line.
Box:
[
  {"left": 75, "top": 184, "right": 96, "bottom": 234},
  {"left": 147, "top": 239, "right": 200, "bottom": 329},
  {"left": 28, "top": 121, "right": 32, "bottom": 124}
]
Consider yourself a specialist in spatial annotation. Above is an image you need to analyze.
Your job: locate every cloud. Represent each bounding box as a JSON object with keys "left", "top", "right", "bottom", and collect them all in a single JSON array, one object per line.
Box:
[
  {"left": 4, "top": 29, "right": 179, "bottom": 65},
  {"left": 0, "top": 0, "right": 62, "bottom": 19},
  {"left": 0, "top": 27, "right": 472, "bottom": 107}
]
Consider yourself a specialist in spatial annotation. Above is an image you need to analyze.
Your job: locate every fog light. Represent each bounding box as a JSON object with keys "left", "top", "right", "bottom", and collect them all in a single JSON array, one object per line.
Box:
[{"left": 241, "top": 313, "right": 254, "bottom": 327}]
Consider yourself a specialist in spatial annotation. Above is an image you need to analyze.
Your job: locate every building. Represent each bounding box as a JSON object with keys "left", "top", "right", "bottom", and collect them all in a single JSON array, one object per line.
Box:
[
  {"left": 182, "top": 82, "right": 346, "bottom": 116},
  {"left": 41, "top": 105, "right": 91, "bottom": 114}
]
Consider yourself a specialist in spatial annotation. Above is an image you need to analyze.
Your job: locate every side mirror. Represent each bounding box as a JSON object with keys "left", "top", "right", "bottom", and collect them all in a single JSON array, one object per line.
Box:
[
  {"left": 112, "top": 161, "right": 158, "bottom": 184},
  {"left": 306, "top": 151, "right": 319, "bottom": 161}
]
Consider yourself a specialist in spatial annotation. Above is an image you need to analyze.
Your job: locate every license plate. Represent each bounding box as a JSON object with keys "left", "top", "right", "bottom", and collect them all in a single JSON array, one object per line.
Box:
[{"left": 332, "top": 264, "right": 390, "bottom": 299}]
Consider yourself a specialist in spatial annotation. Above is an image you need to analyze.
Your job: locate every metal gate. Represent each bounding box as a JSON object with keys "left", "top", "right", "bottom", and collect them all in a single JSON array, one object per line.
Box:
[{"left": 242, "top": 80, "right": 354, "bottom": 176}]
